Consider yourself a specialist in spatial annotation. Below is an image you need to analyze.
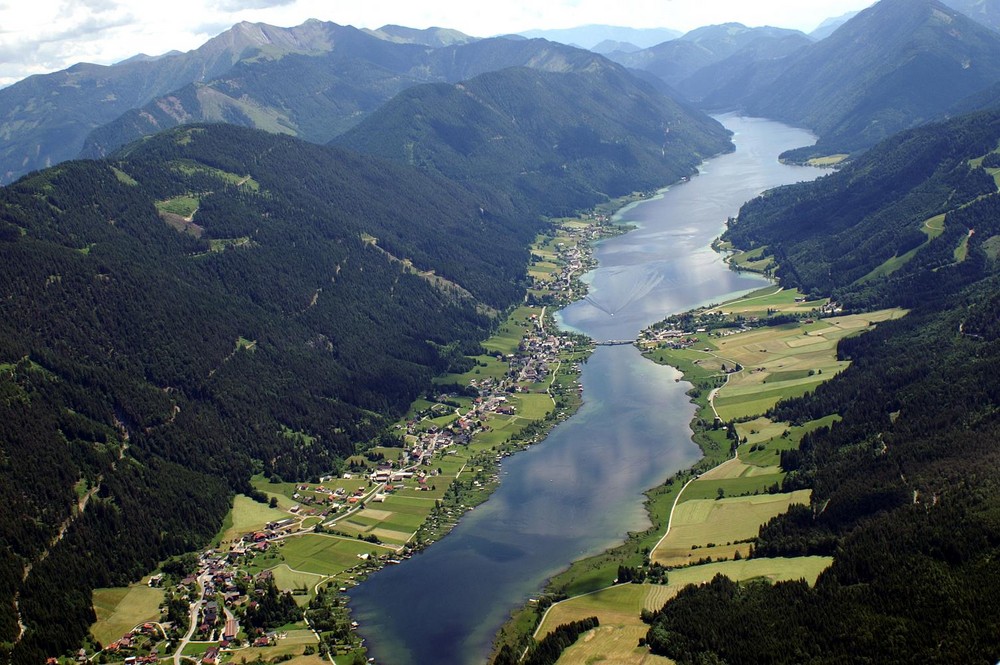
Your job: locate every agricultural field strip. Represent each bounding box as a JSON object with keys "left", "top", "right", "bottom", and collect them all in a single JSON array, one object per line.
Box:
[
  {"left": 91, "top": 586, "right": 165, "bottom": 646},
  {"left": 700, "top": 308, "right": 905, "bottom": 421},
  {"left": 538, "top": 296, "right": 899, "bottom": 661},
  {"left": 539, "top": 556, "right": 834, "bottom": 650}
]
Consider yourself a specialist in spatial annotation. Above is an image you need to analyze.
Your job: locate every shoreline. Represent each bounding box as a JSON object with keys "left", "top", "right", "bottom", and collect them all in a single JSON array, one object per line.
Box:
[
  {"left": 485, "top": 190, "right": 749, "bottom": 663},
  {"left": 78, "top": 194, "right": 646, "bottom": 665}
]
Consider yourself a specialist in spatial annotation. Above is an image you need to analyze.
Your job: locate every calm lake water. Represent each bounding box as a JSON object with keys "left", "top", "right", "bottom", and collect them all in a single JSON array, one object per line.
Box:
[{"left": 348, "top": 115, "right": 819, "bottom": 664}]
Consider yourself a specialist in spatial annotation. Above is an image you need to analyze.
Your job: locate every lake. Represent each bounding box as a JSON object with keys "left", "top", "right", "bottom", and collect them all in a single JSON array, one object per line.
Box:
[{"left": 348, "top": 114, "right": 819, "bottom": 664}]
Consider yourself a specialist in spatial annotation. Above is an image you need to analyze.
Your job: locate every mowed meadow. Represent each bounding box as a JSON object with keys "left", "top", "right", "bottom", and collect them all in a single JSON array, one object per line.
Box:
[{"left": 527, "top": 287, "right": 905, "bottom": 664}]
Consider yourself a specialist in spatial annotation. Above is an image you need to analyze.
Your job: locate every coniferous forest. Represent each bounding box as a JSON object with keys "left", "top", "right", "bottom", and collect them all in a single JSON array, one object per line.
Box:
[{"left": 0, "top": 124, "right": 542, "bottom": 662}]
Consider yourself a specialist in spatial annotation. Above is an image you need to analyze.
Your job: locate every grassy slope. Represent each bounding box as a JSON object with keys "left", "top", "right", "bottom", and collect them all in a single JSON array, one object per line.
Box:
[
  {"left": 539, "top": 557, "right": 831, "bottom": 664},
  {"left": 90, "top": 586, "right": 164, "bottom": 646}
]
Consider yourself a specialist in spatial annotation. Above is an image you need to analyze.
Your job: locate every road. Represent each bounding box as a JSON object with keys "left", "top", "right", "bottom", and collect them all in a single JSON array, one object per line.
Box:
[{"left": 173, "top": 571, "right": 208, "bottom": 665}]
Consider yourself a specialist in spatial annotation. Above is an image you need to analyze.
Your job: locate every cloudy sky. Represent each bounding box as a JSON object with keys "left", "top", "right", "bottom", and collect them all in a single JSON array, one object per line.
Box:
[{"left": 0, "top": 0, "right": 875, "bottom": 87}]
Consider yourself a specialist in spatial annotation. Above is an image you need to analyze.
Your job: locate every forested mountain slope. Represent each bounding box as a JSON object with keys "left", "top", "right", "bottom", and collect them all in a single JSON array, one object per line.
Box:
[
  {"left": 334, "top": 63, "right": 733, "bottom": 217},
  {"left": 0, "top": 124, "right": 536, "bottom": 663},
  {"left": 723, "top": 108, "right": 1000, "bottom": 301},
  {"left": 644, "top": 106, "right": 1000, "bottom": 664},
  {"left": 736, "top": 0, "right": 1000, "bottom": 160}
]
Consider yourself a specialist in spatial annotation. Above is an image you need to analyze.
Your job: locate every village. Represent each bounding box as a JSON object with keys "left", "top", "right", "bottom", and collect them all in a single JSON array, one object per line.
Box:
[{"left": 79, "top": 212, "right": 618, "bottom": 665}]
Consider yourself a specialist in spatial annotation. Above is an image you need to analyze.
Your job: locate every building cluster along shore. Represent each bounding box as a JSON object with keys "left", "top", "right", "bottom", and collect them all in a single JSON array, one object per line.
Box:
[{"left": 77, "top": 204, "right": 632, "bottom": 665}]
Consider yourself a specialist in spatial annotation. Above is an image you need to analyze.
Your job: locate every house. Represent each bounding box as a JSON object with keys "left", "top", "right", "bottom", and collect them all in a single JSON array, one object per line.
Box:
[{"left": 202, "top": 647, "right": 219, "bottom": 665}]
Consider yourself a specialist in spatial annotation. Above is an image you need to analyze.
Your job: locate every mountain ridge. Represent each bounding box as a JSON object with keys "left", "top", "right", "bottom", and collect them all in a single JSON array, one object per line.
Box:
[{"left": 333, "top": 62, "right": 733, "bottom": 217}]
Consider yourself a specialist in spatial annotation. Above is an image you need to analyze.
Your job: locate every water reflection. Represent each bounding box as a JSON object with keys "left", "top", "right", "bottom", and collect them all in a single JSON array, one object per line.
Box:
[{"left": 349, "top": 115, "right": 819, "bottom": 664}]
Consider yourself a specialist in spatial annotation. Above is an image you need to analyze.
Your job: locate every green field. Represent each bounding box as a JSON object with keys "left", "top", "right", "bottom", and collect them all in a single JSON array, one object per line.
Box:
[
  {"left": 215, "top": 494, "right": 290, "bottom": 544},
  {"left": 232, "top": 629, "right": 319, "bottom": 663},
  {"left": 735, "top": 415, "right": 840, "bottom": 466},
  {"left": 923, "top": 213, "right": 947, "bottom": 239},
  {"left": 91, "top": 585, "right": 164, "bottom": 645},
  {"left": 706, "top": 308, "right": 906, "bottom": 420},
  {"left": 678, "top": 471, "right": 784, "bottom": 501},
  {"left": 955, "top": 231, "right": 972, "bottom": 262},
  {"left": 541, "top": 556, "right": 833, "bottom": 637},
  {"left": 155, "top": 194, "right": 200, "bottom": 218},
  {"left": 512, "top": 392, "right": 555, "bottom": 420},
  {"left": 271, "top": 563, "right": 327, "bottom": 590},
  {"left": 541, "top": 556, "right": 832, "bottom": 664},
  {"left": 651, "top": 490, "right": 811, "bottom": 567},
  {"left": 278, "top": 534, "right": 394, "bottom": 575},
  {"left": 727, "top": 245, "right": 773, "bottom": 273},
  {"left": 713, "top": 287, "right": 827, "bottom": 316},
  {"left": 805, "top": 154, "right": 848, "bottom": 167}
]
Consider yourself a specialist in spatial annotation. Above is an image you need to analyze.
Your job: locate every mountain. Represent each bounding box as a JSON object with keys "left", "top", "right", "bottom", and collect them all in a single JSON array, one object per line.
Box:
[
  {"left": 724, "top": 109, "right": 1000, "bottom": 298},
  {"left": 0, "top": 19, "right": 373, "bottom": 184},
  {"left": 737, "top": 0, "right": 1000, "bottom": 160},
  {"left": 808, "top": 10, "right": 860, "bottom": 40},
  {"left": 333, "top": 62, "right": 734, "bottom": 217},
  {"left": 942, "top": 0, "right": 1000, "bottom": 33},
  {"left": 361, "top": 24, "right": 478, "bottom": 47},
  {"left": 644, "top": 103, "right": 1000, "bottom": 665},
  {"left": 609, "top": 24, "right": 811, "bottom": 89},
  {"left": 672, "top": 31, "right": 812, "bottom": 105},
  {"left": 592, "top": 40, "right": 643, "bottom": 55},
  {"left": 80, "top": 34, "right": 626, "bottom": 163},
  {"left": 516, "top": 25, "right": 682, "bottom": 50},
  {"left": 0, "top": 123, "right": 539, "bottom": 662}
]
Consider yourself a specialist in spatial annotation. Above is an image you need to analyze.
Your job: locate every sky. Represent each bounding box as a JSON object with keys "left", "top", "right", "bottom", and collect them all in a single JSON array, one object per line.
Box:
[{"left": 0, "top": 0, "right": 876, "bottom": 87}]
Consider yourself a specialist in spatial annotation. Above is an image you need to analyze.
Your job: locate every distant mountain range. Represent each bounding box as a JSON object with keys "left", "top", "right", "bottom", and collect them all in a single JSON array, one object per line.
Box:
[
  {"left": 0, "top": 19, "right": 356, "bottom": 183},
  {"left": 610, "top": 0, "right": 1000, "bottom": 160},
  {"left": 515, "top": 25, "right": 682, "bottom": 50},
  {"left": 0, "top": 19, "right": 711, "bottom": 186},
  {"left": 739, "top": 0, "right": 1000, "bottom": 158},
  {"left": 4, "top": 1, "right": 998, "bottom": 185},
  {"left": 607, "top": 23, "right": 811, "bottom": 89},
  {"left": 81, "top": 31, "right": 633, "bottom": 164},
  {"left": 809, "top": 11, "right": 860, "bottom": 40},
  {"left": 942, "top": 0, "right": 1000, "bottom": 33}
]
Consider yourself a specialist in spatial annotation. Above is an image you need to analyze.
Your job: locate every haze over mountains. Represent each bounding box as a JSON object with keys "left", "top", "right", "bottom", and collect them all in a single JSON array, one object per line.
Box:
[
  {"left": 3, "top": 0, "right": 1000, "bottom": 185},
  {"left": 5, "top": 0, "right": 1000, "bottom": 661}
]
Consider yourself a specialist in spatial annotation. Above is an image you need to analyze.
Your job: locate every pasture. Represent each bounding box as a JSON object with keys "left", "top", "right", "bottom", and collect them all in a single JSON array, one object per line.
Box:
[
  {"left": 678, "top": 469, "right": 784, "bottom": 501},
  {"left": 734, "top": 414, "right": 840, "bottom": 466},
  {"left": 540, "top": 556, "right": 832, "bottom": 664},
  {"left": 805, "top": 154, "right": 849, "bottom": 167},
  {"left": 708, "top": 308, "right": 906, "bottom": 420},
  {"left": 650, "top": 490, "right": 811, "bottom": 567},
  {"left": 215, "top": 494, "right": 289, "bottom": 544},
  {"left": 270, "top": 564, "right": 327, "bottom": 593},
  {"left": 232, "top": 629, "right": 319, "bottom": 663},
  {"left": 278, "top": 534, "right": 394, "bottom": 576},
  {"left": 91, "top": 585, "right": 164, "bottom": 645}
]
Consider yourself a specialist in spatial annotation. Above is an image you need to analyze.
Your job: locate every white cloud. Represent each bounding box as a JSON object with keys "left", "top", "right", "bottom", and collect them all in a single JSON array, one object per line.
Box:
[{"left": 214, "top": 0, "right": 295, "bottom": 11}]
